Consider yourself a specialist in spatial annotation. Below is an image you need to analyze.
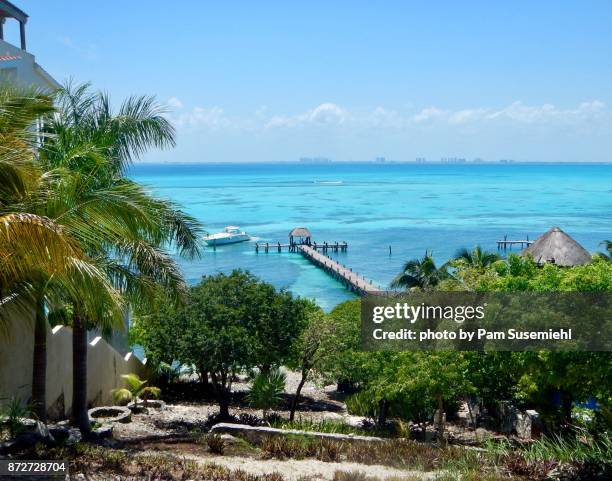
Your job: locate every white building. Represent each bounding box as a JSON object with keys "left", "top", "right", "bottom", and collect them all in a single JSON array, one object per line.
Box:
[{"left": 0, "top": 0, "right": 59, "bottom": 90}]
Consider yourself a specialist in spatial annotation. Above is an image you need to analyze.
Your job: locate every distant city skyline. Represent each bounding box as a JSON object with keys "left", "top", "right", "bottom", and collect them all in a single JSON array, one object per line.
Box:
[{"left": 16, "top": 1, "right": 612, "bottom": 163}]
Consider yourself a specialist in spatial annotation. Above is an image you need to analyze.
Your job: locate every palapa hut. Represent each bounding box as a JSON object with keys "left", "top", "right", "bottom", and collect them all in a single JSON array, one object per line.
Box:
[
  {"left": 289, "top": 227, "right": 312, "bottom": 246},
  {"left": 520, "top": 227, "right": 591, "bottom": 267}
]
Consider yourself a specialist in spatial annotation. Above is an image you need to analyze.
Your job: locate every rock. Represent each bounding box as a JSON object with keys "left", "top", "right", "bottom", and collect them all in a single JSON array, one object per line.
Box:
[
  {"left": 342, "top": 415, "right": 365, "bottom": 428},
  {"left": 518, "top": 410, "right": 542, "bottom": 439},
  {"left": 92, "top": 425, "right": 113, "bottom": 439},
  {"left": 88, "top": 406, "right": 132, "bottom": 424},
  {"left": 49, "top": 426, "right": 70, "bottom": 442},
  {"left": 66, "top": 428, "right": 82, "bottom": 445},
  {"left": 211, "top": 422, "right": 386, "bottom": 445},
  {"left": 141, "top": 399, "right": 166, "bottom": 410},
  {"left": 498, "top": 402, "right": 541, "bottom": 439},
  {"left": 34, "top": 420, "right": 55, "bottom": 443},
  {"left": 0, "top": 440, "right": 17, "bottom": 455},
  {"left": 6, "top": 432, "right": 46, "bottom": 452},
  {"left": 433, "top": 410, "right": 446, "bottom": 427},
  {"left": 218, "top": 433, "right": 239, "bottom": 443}
]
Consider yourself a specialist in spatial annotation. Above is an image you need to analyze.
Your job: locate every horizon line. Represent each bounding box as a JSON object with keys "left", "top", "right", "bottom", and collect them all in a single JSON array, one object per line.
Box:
[{"left": 132, "top": 160, "right": 612, "bottom": 165}]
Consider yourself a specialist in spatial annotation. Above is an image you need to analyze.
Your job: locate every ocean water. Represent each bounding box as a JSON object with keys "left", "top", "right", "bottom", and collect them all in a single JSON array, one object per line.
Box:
[{"left": 130, "top": 163, "right": 612, "bottom": 311}]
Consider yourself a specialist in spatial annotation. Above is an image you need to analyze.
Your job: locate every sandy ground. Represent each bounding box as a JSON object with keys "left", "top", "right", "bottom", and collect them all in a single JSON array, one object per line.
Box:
[
  {"left": 113, "top": 371, "right": 360, "bottom": 441},
  {"left": 107, "top": 371, "right": 443, "bottom": 480},
  {"left": 100, "top": 370, "right": 492, "bottom": 480},
  {"left": 178, "top": 453, "right": 441, "bottom": 481}
]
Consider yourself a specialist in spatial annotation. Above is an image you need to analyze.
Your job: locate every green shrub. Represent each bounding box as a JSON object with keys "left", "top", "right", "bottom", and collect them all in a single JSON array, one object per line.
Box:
[
  {"left": 246, "top": 368, "right": 286, "bottom": 418},
  {"left": 111, "top": 373, "right": 161, "bottom": 408},
  {"left": 345, "top": 391, "right": 379, "bottom": 420},
  {"left": 206, "top": 433, "right": 226, "bottom": 454},
  {"left": 0, "top": 396, "right": 32, "bottom": 439}
]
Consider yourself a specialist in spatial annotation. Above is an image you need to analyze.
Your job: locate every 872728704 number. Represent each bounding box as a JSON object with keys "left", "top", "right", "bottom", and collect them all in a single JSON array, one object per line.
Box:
[{"left": 0, "top": 460, "right": 68, "bottom": 476}]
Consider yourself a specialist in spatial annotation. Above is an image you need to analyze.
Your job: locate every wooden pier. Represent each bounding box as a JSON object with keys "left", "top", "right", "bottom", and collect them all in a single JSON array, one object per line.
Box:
[
  {"left": 255, "top": 227, "right": 380, "bottom": 296},
  {"left": 297, "top": 245, "right": 381, "bottom": 295},
  {"left": 255, "top": 241, "right": 348, "bottom": 253},
  {"left": 497, "top": 235, "right": 533, "bottom": 250}
]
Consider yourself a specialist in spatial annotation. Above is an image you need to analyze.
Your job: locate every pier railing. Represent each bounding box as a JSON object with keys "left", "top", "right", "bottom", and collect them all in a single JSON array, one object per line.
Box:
[
  {"left": 255, "top": 240, "right": 380, "bottom": 295},
  {"left": 497, "top": 235, "right": 533, "bottom": 249},
  {"left": 255, "top": 241, "right": 348, "bottom": 253},
  {"left": 297, "top": 245, "right": 381, "bottom": 295}
]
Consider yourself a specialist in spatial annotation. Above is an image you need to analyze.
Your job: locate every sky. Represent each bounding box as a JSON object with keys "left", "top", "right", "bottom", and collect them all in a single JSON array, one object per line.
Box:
[{"left": 8, "top": 1, "right": 612, "bottom": 162}]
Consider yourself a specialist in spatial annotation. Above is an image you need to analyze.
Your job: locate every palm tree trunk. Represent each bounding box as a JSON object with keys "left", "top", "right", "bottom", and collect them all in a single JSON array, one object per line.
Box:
[
  {"left": 31, "top": 295, "right": 47, "bottom": 422},
  {"left": 71, "top": 313, "right": 90, "bottom": 433}
]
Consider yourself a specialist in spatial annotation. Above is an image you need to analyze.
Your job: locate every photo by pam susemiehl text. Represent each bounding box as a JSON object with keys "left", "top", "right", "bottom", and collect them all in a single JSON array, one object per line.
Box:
[{"left": 361, "top": 292, "right": 611, "bottom": 351}]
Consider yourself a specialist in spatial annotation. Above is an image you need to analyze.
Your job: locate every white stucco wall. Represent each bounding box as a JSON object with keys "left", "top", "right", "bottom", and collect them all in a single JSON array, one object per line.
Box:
[
  {"left": 0, "top": 38, "right": 59, "bottom": 90},
  {"left": 0, "top": 310, "right": 149, "bottom": 420}
]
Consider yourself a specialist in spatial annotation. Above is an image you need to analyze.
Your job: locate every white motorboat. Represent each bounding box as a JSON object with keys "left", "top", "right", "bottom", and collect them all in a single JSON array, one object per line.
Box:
[{"left": 203, "top": 226, "right": 250, "bottom": 246}]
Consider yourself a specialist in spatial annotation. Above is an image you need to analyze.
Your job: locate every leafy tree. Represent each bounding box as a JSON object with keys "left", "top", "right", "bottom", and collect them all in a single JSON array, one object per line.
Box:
[
  {"left": 129, "top": 289, "right": 184, "bottom": 372},
  {"left": 240, "top": 277, "right": 310, "bottom": 373},
  {"left": 390, "top": 250, "right": 449, "bottom": 290},
  {"left": 456, "top": 254, "right": 612, "bottom": 429},
  {"left": 286, "top": 303, "right": 344, "bottom": 420},
  {"left": 176, "top": 271, "right": 308, "bottom": 418},
  {"left": 322, "top": 300, "right": 473, "bottom": 435}
]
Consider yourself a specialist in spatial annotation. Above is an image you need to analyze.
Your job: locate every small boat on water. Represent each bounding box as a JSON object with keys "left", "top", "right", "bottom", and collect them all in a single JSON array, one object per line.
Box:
[{"left": 203, "top": 226, "right": 250, "bottom": 246}]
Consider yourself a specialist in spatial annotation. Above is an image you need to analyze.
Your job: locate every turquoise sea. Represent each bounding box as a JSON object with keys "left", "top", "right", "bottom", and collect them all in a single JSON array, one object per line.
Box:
[{"left": 130, "top": 163, "right": 612, "bottom": 311}]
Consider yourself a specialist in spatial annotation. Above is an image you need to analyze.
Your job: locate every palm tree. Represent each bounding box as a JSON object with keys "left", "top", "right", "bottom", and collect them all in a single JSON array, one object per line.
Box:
[
  {"left": 597, "top": 240, "right": 611, "bottom": 260},
  {"left": 390, "top": 250, "right": 449, "bottom": 290},
  {"left": 0, "top": 87, "right": 124, "bottom": 422},
  {"left": 450, "top": 246, "right": 500, "bottom": 270},
  {"left": 40, "top": 82, "right": 202, "bottom": 432}
]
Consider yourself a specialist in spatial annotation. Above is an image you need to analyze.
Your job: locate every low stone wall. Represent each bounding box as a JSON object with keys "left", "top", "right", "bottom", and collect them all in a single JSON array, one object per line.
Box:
[
  {"left": 210, "top": 423, "right": 386, "bottom": 444},
  {"left": 0, "top": 310, "right": 148, "bottom": 420}
]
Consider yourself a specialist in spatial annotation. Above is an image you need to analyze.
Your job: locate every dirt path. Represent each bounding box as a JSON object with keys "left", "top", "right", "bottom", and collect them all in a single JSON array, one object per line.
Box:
[{"left": 150, "top": 451, "right": 442, "bottom": 481}]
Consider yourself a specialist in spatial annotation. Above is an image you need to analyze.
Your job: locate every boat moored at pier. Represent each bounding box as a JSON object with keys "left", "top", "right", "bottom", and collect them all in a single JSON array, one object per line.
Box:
[{"left": 204, "top": 226, "right": 250, "bottom": 246}]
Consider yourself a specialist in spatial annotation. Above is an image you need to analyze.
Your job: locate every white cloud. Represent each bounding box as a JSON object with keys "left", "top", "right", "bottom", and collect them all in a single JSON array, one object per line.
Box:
[
  {"left": 484, "top": 101, "right": 605, "bottom": 124},
  {"left": 308, "top": 103, "right": 347, "bottom": 124},
  {"left": 449, "top": 108, "right": 489, "bottom": 125},
  {"left": 166, "top": 97, "right": 184, "bottom": 109},
  {"left": 266, "top": 103, "right": 347, "bottom": 128},
  {"left": 172, "top": 106, "right": 230, "bottom": 130},
  {"left": 412, "top": 107, "right": 447, "bottom": 123},
  {"left": 406, "top": 101, "right": 607, "bottom": 126},
  {"left": 168, "top": 100, "right": 608, "bottom": 134}
]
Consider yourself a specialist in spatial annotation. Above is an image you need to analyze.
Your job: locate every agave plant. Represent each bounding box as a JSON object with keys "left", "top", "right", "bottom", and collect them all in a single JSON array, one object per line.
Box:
[
  {"left": 246, "top": 369, "right": 286, "bottom": 419},
  {"left": 111, "top": 373, "right": 160, "bottom": 409}
]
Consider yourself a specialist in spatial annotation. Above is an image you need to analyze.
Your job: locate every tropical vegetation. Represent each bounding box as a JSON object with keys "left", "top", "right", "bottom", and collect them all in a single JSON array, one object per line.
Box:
[
  {"left": 336, "top": 251, "right": 612, "bottom": 437},
  {"left": 131, "top": 270, "right": 310, "bottom": 418},
  {"left": 111, "top": 373, "right": 161, "bottom": 408},
  {"left": 390, "top": 250, "right": 449, "bottom": 289},
  {"left": 0, "top": 83, "right": 202, "bottom": 432}
]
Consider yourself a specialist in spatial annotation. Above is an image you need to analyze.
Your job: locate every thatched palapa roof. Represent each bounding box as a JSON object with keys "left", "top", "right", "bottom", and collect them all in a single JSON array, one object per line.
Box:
[
  {"left": 289, "top": 227, "right": 311, "bottom": 238},
  {"left": 521, "top": 227, "right": 591, "bottom": 267}
]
